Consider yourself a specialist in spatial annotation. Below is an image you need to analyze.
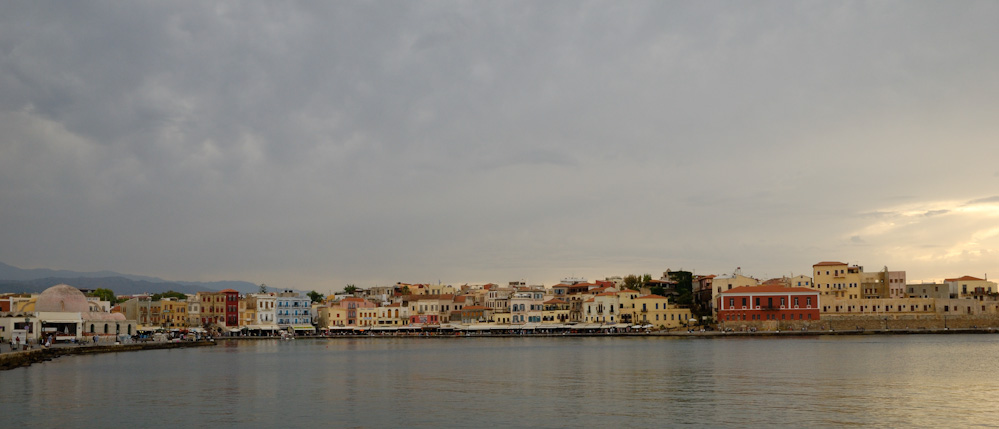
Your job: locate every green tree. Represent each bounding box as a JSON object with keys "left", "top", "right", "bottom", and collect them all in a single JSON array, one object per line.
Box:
[
  {"left": 667, "top": 270, "right": 694, "bottom": 305},
  {"left": 623, "top": 275, "right": 641, "bottom": 290},
  {"left": 151, "top": 290, "right": 187, "bottom": 301},
  {"left": 89, "top": 288, "right": 118, "bottom": 305},
  {"left": 307, "top": 290, "right": 324, "bottom": 303},
  {"left": 259, "top": 283, "right": 268, "bottom": 294},
  {"left": 344, "top": 284, "right": 358, "bottom": 294},
  {"left": 398, "top": 286, "right": 411, "bottom": 296}
]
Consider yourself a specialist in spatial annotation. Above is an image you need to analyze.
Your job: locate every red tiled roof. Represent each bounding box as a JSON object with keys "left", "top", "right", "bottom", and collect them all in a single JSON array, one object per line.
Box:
[
  {"left": 813, "top": 261, "right": 847, "bottom": 266},
  {"left": 636, "top": 294, "right": 668, "bottom": 300},
  {"left": 543, "top": 298, "right": 567, "bottom": 304},
  {"left": 219, "top": 289, "right": 239, "bottom": 293},
  {"left": 945, "top": 275, "right": 986, "bottom": 282},
  {"left": 720, "top": 285, "right": 818, "bottom": 294}
]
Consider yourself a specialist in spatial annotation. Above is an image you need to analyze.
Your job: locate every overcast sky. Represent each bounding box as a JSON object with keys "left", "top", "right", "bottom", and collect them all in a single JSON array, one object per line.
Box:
[{"left": 3, "top": 1, "right": 999, "bottom": 293}]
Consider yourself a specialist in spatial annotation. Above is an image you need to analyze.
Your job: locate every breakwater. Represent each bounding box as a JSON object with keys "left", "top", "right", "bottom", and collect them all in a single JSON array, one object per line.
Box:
[{"left": 0, "top": 340, "right": 217, "bottom": 371}]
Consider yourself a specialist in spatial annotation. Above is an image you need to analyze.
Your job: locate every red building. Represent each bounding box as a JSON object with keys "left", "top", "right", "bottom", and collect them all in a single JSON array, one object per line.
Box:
[
  {"left": 717, "top": 285, "right": 820, "bottom": 323},
  {"left": 221, "top": 289, "right": 240, "bottom": 327}
]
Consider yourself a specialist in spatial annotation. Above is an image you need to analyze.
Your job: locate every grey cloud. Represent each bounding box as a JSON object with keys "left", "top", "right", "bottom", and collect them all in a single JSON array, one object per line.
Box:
[
  {"left": 964, "top": 196, "right": 999, "bottom": 206},
  {"left": 4, "top": 2, "right": 999, "bottom": 289}
]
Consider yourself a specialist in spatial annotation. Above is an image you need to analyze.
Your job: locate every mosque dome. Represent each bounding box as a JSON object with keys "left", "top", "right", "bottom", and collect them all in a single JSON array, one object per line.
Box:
[{"left": 35, "top": 284, "right": 91, "bottom": 313}]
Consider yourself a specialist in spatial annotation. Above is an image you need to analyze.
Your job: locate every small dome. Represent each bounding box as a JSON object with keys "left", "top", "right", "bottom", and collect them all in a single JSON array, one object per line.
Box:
[{"left": 35, "top": 284, "right": 91, "bottom": 313}]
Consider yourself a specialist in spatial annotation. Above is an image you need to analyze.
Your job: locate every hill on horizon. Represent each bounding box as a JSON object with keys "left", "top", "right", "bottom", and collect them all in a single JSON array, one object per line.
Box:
[{"left": 0, "top": 261, "right": 261, "bottom": 295}]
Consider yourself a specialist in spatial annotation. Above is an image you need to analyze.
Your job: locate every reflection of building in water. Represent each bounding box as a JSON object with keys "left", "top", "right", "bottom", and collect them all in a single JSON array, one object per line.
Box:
[{"left": 0, "top": 284, "right": 137, "bottom": 342}]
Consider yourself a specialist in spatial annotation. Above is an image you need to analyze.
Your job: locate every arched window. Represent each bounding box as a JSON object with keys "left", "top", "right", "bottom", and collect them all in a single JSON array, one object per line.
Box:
[
  {"left": 104, "top": 324, "right": 109, "bottom": 334},
  {"left": 90, "top": 324, "right": 95, "bottom": 333}
]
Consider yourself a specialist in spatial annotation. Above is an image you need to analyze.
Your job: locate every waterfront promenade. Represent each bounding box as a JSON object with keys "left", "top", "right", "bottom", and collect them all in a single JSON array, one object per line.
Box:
[
  {"left": 216, "top": 326, "right": 999, "bottom": 340},
  {"left": 0, "top": 340, "right": 216, "bottom": 370}
]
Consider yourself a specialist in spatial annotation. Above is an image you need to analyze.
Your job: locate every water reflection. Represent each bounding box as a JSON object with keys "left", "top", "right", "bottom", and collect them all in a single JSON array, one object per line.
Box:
[{"left": 2, "top": 335, "right": 998, "bottom": 427}]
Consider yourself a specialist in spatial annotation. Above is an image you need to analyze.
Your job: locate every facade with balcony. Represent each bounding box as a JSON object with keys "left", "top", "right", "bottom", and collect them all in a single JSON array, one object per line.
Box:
[{"left": 717, "top": 286, "right": 820, "bottom": 323}]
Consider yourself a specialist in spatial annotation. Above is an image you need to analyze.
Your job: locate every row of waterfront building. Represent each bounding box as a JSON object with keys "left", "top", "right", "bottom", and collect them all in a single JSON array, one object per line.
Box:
[{"left": 2, "top": 260, "right": 998, "bottom": 342}]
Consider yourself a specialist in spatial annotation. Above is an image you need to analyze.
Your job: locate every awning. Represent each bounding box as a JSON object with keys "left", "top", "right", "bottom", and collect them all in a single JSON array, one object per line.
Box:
[
  {"left": 137, "top": 326, "right": 159, "bottom": 332},
  {"left": 189, "top": 327, "right": 207, "bottom": 333},
  {"left": 292, "top": 326, "right": 315, "bottom": 331},
  {"left": 228, "top": 328, "right": 242, "bottom": 333},
  {"left": 467, "top": 325, "right": 492, "bottom": 331}
]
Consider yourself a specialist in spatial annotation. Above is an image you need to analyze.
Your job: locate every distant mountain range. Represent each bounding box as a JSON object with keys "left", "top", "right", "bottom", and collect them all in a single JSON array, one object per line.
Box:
[{"left": 0, "top": 261, "right": 260, "bottom": 296}]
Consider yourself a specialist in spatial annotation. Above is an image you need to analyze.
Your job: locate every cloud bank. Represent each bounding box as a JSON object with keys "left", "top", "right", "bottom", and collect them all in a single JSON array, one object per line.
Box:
[{"left": 3, "top": 2, "right": 999, "bottom": 290}]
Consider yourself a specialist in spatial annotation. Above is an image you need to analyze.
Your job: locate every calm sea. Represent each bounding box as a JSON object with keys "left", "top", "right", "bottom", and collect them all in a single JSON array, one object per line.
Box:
[{"left": 2, "top": 335, "right": 997, "bottom": 428}]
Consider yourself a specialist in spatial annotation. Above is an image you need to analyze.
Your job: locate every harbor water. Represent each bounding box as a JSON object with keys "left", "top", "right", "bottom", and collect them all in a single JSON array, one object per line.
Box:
[{"left": 2, "top": 334, "right": 997, "bottom": 427}]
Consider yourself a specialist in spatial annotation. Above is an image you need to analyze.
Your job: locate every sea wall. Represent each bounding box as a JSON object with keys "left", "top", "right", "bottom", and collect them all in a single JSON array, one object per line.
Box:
[
  {"left": 0, "top": 341, "right": 216, "bottom": 371},
  {"left": 717, "top": 314, "right": 999, "bottom": 332}
]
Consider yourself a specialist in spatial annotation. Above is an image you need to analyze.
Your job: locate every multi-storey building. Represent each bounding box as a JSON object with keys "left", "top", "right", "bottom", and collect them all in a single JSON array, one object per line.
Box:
[
  {"left": 160, "top": 298, "right": 188, "bottom": 328},
  {"left": 944, "top": 276, "right": 996, "bottom": 299},
  {"left": 634, "top": 294, "right": 692, "bottom": 328},
  {"left": 196, "top": 291, "right": 225, "bottom": 326},
  {"left": 510, "top": 290, "right": 544, "bottom": 324},
  {"left": 717, "top": 286, "right": 820, "bottom": 324},
  {"left": 812, "top": 262, "right": 863, "bottom": 299},
  {"left": 542, "top": 299, "right": 570, "bottom": 323},
  {"left": 275, "top": 290, "right": 312, "bottom": 331}
]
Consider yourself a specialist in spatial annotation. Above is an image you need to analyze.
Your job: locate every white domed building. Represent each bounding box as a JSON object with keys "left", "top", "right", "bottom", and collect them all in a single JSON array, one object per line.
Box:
[{"left": 1, "top": 284, "right": 137, "bottom": 343}]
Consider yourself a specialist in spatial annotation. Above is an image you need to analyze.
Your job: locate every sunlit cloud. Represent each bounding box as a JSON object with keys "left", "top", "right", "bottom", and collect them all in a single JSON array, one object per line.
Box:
[{"left": 852, "top": 197, "right": 999, "bottom": 280}]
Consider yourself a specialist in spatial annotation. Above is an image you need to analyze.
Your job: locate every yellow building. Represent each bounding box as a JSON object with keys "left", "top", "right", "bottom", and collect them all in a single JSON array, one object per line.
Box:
[
  {"left": 160, "top": 298, "right": 188, "bottom": 328},
  {"left": 357, "top": 308, "right": 378, "bottom": 327},
  {"left": 541, "top": 299, "right": 570, "bottom": 324},
  {"left": 493, "top": 313, "right": 511, "bottom": 324},
  {"left": 634, "top": 294, "right": 693, "bottom": 329},
  {"left": 376, "top": 303, "right": 409, "bottom": 326},
  {"left": 239, "top": 296, "right": 257, "bottom": 327},
  {"left": 944, "top": 276, "right": 996, "bottom": 298},
  {"left": 812, "top": 261, "right": 863, "bottom": 299},
  {"left": 319, "top": 306, "right": 350, "bottom": 328}
]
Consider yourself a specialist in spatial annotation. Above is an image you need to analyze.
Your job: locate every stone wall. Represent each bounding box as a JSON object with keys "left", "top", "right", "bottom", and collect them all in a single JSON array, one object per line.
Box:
[
  {"left": 717, "top": 313, "right": 999, "bottom": 332},
  {"left": 0, "top": 341, "right": 216, "bottom": 371}
]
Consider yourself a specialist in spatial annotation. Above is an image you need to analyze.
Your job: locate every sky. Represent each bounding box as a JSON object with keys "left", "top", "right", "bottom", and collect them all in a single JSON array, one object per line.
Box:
[{"left": 3, "top": 1, "right": 999, "bottom": 293}]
